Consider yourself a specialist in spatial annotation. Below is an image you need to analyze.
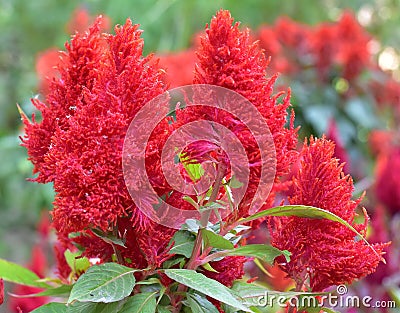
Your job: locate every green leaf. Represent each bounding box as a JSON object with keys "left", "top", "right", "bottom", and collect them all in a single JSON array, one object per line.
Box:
[
  {"left": 91, "top": 228, "right": 127, "bottom": 248},
  {"left": 238, "top": 205, "right": 380, "bottom": 259},
  {"left": 184, "top": 293, "right": 219, "bottom": 313},
  {"left": 64, "top": 250, "right": 90, "bottom": 275},
  {"left": 0, "top": 258, "right": 50, "bottom": 288},
  {"left": 201, "top": 262, "right": 218, "bottom": 273},
  {"left": 164, "top": 269, "right": 251, "bottom": 312},
  {"left": 225, "top": 244, "right": 290, "bottom": 264},
  {"left": 68, "top": 263, "right": 138, "bottom": 303},
  {"left": 181, "top": 219, "right": 202, "bottom": 233},
  {"left": 157, "top": 307, "right": 172, "bottom": 313},
  {"left": 119, "top": 292, "right": 157, "bottom": 313},
  {"left": 180, "top": 154, "right": 204, "bottom": 182},
  {"left": 226, "top": 175, "right": 244, "bottom": 189},
  {"left": 30, "top": 302, "right": 67, "bottom": 313},
  {"left": 168, "top": 231, "right": 196, "bottom": 258},
  {"left": 230, "top": 281, "right": 325, "bottom": 309},
  {"left": 201, "top": 228, "right": 234, "bottom": 250},
  {"left": 162, "top": 256, "right": 186, "bottom": 269},
  {"left": 67, "top": 301, "right": 123, "bottom": 313},
  {"left": 182, "top": 196, "right": 199, "bottom": 210}
]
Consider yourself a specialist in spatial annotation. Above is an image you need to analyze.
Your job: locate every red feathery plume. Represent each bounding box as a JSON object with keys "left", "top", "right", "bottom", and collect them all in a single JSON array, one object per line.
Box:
[
  {"left": 22, "top": 17, "right": 175, "bottom": 273},
  {"left": 269, "top": 137, "right": 389, "bottom": 291},
  {"left": 204, "top": 256, "right": 246, "bottom": 287},
  {"left": 193, "top": 9, "right": 298, "bottom": 216}
]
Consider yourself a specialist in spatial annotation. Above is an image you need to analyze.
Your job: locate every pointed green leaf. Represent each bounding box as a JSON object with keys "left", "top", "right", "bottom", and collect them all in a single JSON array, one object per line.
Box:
[
  {"left": 201, "top": 228, "right": 234, "bottom": 250},
  {"left": 67, "top": 301, "right": 123, "bottom": 313},
  {"left": 226, "top": 244, "right": 290, "bottom": 264},
  {"left": 30, "top": 302, "right": 67, "bottom": 312},
  {"left": 164, "top": 269, "right": 251, "bottom": 312},
  {"left": 64, "top": 250, "right": 90, "bottom": 275},
  {"left": 68, "top": 263, "right": 138, "bottom": 303},
  {"left": 0, "top": 258, "right": 50, "bottom": 288},
  {"left": 230, "top": 281, "right": 325, "bottom": 308},
  {"left": 201, "top": 262, "right": 219, "bottom": 273},
  {"left": 239, "top": 205, "right": 380, "bottom": 259},
  {"left": 119, "top": 292, "right": 157, "bottom": 313},
  {"left": 168, "top": 231, "right": 196, "bottom": 258},
  {"left": 184, "top": 293, "right": 219, "bottom": 313},
  {"left": 157, "top": 307, "right": 172, "bottom": 313},
  {"left": 91, "top": 228, "right": 127, "bottom": 248}
]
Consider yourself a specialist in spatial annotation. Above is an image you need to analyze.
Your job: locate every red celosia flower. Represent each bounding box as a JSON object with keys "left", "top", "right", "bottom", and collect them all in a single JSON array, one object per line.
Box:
[
  {"left": 269, "top": 137, "right": 389, "bottom": 291},
  {"left": 22, "top": 17, "right": 177, "bottom": 273},
  {"left": 335, "top": 12, "right": 371, "bottom": 81},
  {"left": 21, "top": 17, "right": 110, "bottom": 184},
  {"left": 375, "top": 146, "right": 400, "bottom": 215},
  {"left": 311, "top": 22, "right": 338, "bottom": 80},
  {"left": 204, "top": 256, "right": 246, "bottom": 287},
  {"left": 194, "top": 9, "right": 298, "bottom": 217},
  {"left": 257, "top": 12, "right": 371, "bottom": 82},
  {"left": 35, "top": 9, "right": 111, "bottom": 96},
  {"left": 258, "top": 17, "right": 311, "bottom": 75}
]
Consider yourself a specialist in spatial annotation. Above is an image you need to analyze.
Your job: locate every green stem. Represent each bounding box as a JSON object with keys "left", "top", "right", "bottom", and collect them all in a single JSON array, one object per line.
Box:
[{"left": 172, "top": 163, "right": 227, "bottom": 311}]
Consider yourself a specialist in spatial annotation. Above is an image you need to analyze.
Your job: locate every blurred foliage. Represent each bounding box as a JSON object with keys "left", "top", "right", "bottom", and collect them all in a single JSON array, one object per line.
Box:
[{"left": 0, "top": 0, "right": 399, "bottom": 277}]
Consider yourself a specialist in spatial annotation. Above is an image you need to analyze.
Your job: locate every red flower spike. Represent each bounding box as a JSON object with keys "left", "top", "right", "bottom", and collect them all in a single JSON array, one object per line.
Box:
[
  {"left": 21, "top": 16, "right": 108, "bottom": 183},
  {"left": 269, "top": 137, "right": 390, "bottom": 291},
  {"left": 23, "top": 17, "right": 173, "bottom": 271},
  {"left": 194, "top": 10, "right": 298, "bottom": 218}
]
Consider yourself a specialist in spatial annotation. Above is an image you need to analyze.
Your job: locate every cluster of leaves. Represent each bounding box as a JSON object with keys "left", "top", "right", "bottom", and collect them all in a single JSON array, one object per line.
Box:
[{"left": 1, "top": 201, "right": 369, "bottom": 312}]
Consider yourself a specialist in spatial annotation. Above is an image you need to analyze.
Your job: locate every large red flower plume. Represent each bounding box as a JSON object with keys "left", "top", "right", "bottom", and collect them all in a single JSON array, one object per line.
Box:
[
  {"left": 269, "top": 137, "right": 389, "bottom": 291},
  {"left": 194, "top": 10, "right": 298, "bottom": 214}
]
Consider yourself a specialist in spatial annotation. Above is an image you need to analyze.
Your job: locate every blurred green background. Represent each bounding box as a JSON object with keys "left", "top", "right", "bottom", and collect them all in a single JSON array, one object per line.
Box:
[{"left": 0, "top": 0, "right": 399, "bottom": 302}]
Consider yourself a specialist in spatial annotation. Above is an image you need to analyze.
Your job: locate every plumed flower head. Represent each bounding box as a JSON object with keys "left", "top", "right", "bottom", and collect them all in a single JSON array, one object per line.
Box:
[
  {"left": 269, "top": 137, "right": 389, "bottom": 291},
  {"left": 194, "top": 10, "right": 298, "bottom": 216},
  {"left": 22, "top": 16, "right": 168, "bottom": 247}
]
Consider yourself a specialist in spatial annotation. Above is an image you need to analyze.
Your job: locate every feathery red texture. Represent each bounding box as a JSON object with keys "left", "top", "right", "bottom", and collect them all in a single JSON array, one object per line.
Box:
[
  {"left": 204, "top": 256, "right": 246, "bottom": 287},
  {"left": 193, "top": 10, "right": 298, "bottom": 217},
  {"left": 21, "top": 17, "right": 177, "bottom": 274},
  {"left": 269, "top": 137, "right": 389, "bottom": 291}
]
